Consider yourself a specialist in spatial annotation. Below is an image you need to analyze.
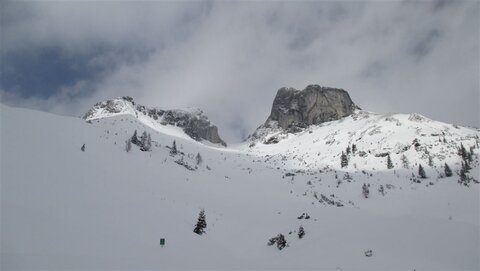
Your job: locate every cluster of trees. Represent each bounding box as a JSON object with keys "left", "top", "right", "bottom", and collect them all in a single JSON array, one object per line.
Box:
[
  {"left": 458, "top": 143, "right": 476, "bottom": 186},
  {"left": 340, "top": 144, "right": 357, "bottom": 168},
  {"left": 267, "top": 225, "right": 305, "bottom": 250},
  {"left": 126, "top": 130, "right": 152, "bottom": 152},
  {"left": 268, "top": 234, "right": 287, "bottom": 250}
]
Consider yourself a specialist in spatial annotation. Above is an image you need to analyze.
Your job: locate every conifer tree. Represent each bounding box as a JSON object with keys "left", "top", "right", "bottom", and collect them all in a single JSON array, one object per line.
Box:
[
  {"left": 193, "top": 209, "right": 207, "bottom": 235},
  {"left": 131, "top": 130, "right": 139, "bottom": 145},
  {"left": 362, "top": 183, "right": 369, "bottom": 198},
  {"left": 428, "top": 155, "right": 434, "bottom": 167},
  {"left": 140, "top": 131, "right": 151, "bottom": 151},
  {"left": 125, "top": 139, "right": 132, "bottom": 152},
  {"left": 196, "top": 152, "right": 202, "bottom": 165},
  {"left": 276, "top": 234, "right": 287, "bottom": 250},
  {"left": 81, "top": 144, "right": 85, "bottom": 152},
  {"left": 170, "top": 140, "right": 177, "bottom": 155},
  {"left": 401, "top": 154, "right": 409, "bottom": 169},
  {"left": 459, "top": 166, "right": 469, "bottom": 186},
  {"left": 444, "top": 163, "right": 452, "bottom": 177},
  {"left": 387, "top": 154, "right": 394, "bottom": 169},
  {"left": 341, "top": 152, "right": 348, "bottom": 168},
  {"left": 378, "top": 185, "right": 385, "bottom": 196},
  {"left": 298, "top": 226, "right": 305, "bottom": 239},
  {"left": 418, "top": 164, "right": 427, "bottom": 179},
  {"left": 352, "top": 144, "right": 357, "bottom": 155},
  {"left": 346, "top": 145, "right": 351, "bottom": 155}
]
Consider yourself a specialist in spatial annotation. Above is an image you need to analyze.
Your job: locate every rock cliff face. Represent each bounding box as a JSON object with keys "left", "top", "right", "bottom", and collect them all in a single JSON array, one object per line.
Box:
[
  {"left": 268, "top": 85, "right": 358, "bottom": 129},
  {"left": 249, "top": 85, "right": 359, "bottom": 142},
  {"left": 83, "top": 96, "right": 227, "bottom": 146}
]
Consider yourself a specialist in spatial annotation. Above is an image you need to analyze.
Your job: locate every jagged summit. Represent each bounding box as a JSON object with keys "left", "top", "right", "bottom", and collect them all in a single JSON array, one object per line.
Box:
[
  {"left": 249, "top": 84, "right": 359, "bottom": 141},
  {"left": 267, "top": 85, "right": 359, "bottom": 130},
  {"left": 83, "top": 96, "right": 227, "bottom": 146}
]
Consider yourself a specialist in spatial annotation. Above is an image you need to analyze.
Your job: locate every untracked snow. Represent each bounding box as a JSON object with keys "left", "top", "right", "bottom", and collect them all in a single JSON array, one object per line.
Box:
[{"left": 1, "top": 104, "right": 479, "bottom": 270}]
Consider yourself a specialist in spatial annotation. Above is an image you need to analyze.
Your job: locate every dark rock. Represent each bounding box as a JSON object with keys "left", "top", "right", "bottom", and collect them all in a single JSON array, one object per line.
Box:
[{"left": 267, "top": 85, "right": 358, "bottom": 130}]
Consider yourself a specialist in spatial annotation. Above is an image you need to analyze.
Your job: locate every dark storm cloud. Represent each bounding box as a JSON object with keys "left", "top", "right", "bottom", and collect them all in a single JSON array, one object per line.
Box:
[{"left": 1, "top": 0, "right": 478, "bottom": 142}]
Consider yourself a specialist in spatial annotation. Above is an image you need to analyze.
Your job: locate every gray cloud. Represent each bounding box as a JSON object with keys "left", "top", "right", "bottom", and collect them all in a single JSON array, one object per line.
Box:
[{"left": 1, "top": 0, "right": 478, "bottom": 142}]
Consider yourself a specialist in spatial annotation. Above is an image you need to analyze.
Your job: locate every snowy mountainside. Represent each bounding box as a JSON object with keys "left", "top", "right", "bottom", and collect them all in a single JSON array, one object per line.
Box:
[
  {"left": 245, "top": 110, "right": 480, "bottom": 174},
  {"left": 83, "top": 96, "right": 227, "bottom": 146},
  {"left": 1, "top": 103, "right": 479, "bottom": 270}
]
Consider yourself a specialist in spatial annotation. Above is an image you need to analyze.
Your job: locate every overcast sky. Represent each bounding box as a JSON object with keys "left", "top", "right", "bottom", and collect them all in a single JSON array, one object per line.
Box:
[{"left": 1, "top": 0, "right": 479, "bottom": 142}]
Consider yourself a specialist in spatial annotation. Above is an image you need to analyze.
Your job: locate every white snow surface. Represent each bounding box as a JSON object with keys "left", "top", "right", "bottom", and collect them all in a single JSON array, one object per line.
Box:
[{"left": 1, "top": 104, "right": 479, "bottom": 270}]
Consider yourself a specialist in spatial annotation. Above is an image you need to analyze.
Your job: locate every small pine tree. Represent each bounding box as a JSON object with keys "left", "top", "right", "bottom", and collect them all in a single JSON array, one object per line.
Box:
[
  {"left": 346, "top": 145, "right": 351, "bottom": 155},
  {"left": 81, "top": 144, "right": 85, "bottom": 152},
  {"left": 444, "top": 163, "right": 452, "bottom": 177},
  {"left": 387, "top": 154, "right": 394, "bottom": 169},
  {"left": 131, "top": 130, "right": 139, "bottom": 145},
  {"left": 428, "top": 155, "right": 434, "bottom": 167},
  {"left": 298, "top": 226, "right": 305, "bottom": 239},
  {"left": 362, "top": 183, "right": 369, "bottom": 198},
  {"left": 401, "top": 154, "right": 409, "bottom": 169},
  {"left": 378, "top": 185, "right": 385, "bottom": 196},
  {"left": 170, "top": 140, "right": 177, "bottom": 155},
  {"left": 125, "top": 139, "right": 132, "bottom": 152},
  {"left": 459, "top": 167, "right": 469, "bottom": 186},
  {"left": 418, "top": 164, "right": 427, "bottom": 179},
  {"left": 140, "top": 131, "right": 151, "bottom": 151},
  {"left": 193, "top": 209, "right": 207, "bottom": 235},
  {"left": 352, "top": 144, "right": 357, "bottom": 155},
  {"left": 458, "top": 143, "right": 468, "bottom": 162},
  {"left": 341, "top": 152, "right": 348, "bottom": 168},
  {"left": 196, "top": 153, "right": 202, "bottom": 165},
  {"left": 276, "top": 234, "right": 287, "bottom": 250}
]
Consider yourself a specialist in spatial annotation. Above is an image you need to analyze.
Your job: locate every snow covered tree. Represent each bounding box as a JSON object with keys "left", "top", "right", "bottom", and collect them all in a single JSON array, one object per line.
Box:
[
  {"left": 458, "top": 143, "right": 467, "bottom": 159},
  {"left": 131, "top": 130, "right": 139, "bottom": 145},
  {"left": 341, "top": 152, "right": 348, "bottom": 168},
  {"left": 298, "top": 226, "right": 305, "bottom": 239},
  {"left": 170, "top": 140, "right": 178, "bottom": 155},
  {"left": 193, "top": 209, "right": 207, "bottom": 235},
  {"left": 81, "top": 144, "right": 85, "bottom": 152},
  {"left": 444, "top": 163, "right": 452, "bottom": 177},
  {"left": 418, "top": 164, "right": 427, "bottom": 179},
  {"left": 362, "top": 183, "right": 369, "bottom": 198},
  {"left": 378, "top": 185, "right": 385, "bottom": 196},
  {"left": 428, "top": 155, "right": 434, "bottom": 167},
  {"left": 459, "top": 166, "right": 469, "bottom": 186},
  {"left": 401, "top": 154, "right": 409, "bottom": 169},
  {"left": 139, "top": 131, "right": 151, "bottom": 151},
  {"left": 352, "top": 144, "right": 357, "bottom": 155},
  {"left": 268, "top": 234, "right": 287, "bottom": 250},
  {"left": 346, "top": 145, "right": 351, "bottom": 155},
  {"left": 196, "top": 152, "right": 202, "bottom": 165},
  {"left": 276, "top": 234, "right": 287, "bottom": 250},
  {"left": 125, "top": 139, "right": 132, "bottom": 152},
  {"left": 387, "top": 154, "right": 394, "bottom": 169}
]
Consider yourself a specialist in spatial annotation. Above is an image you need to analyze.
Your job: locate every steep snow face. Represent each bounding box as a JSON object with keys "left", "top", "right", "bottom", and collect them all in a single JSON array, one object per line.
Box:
[
  {"left": 83, "top": 96, "right": 227, "bottom": 146},
  {"left": 1, "top": 104, "right": 479, "bottom": 270},
  {"left": 244, "top": 110, "right": 480, "bottom": 173}
]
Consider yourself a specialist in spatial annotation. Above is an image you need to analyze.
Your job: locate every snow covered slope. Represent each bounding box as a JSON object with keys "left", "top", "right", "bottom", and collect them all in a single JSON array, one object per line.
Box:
[
  {"left": 83, "top": 96, "right": 227, "bottom": 146},
  {"left": 1, "top": 103, "right": 479, "bottom": 270},
  {"left": 245, "top": 110, "right": 480, "bottom": 173}
]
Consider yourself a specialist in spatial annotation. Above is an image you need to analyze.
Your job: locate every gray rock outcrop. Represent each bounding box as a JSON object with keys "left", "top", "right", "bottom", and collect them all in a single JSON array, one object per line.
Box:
[
  {"left": 83, "top": 96, "right": 226, "bottom": 146},
  {"left": 267, "top": 85, "right": 358, "bottom": 129}
]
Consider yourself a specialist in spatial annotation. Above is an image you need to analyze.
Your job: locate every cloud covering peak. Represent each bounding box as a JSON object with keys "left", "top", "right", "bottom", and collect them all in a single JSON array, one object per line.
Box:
[{"left": 1, "top": 0, "right": 478, "bottom": 142}]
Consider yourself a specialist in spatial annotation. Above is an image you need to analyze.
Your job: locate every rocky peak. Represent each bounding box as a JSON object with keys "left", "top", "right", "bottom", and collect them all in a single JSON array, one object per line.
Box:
[
  {"left": 267, "top": 85, "right": 358, "bottom": 130},
  {"left": 83, "top": 96, "right": 226, "bottom": 146}
]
